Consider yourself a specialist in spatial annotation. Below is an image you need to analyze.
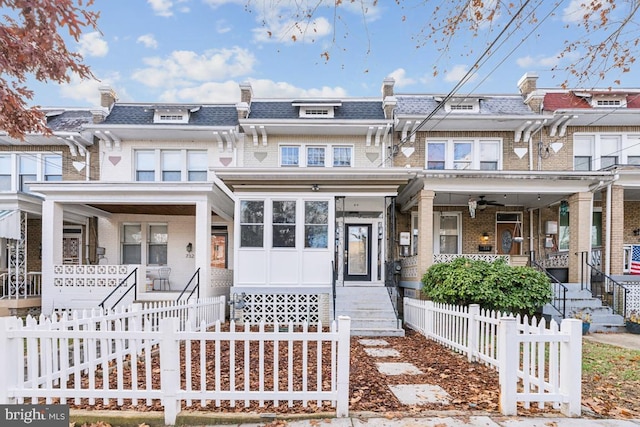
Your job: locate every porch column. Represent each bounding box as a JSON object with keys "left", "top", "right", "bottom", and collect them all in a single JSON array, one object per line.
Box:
[
  {"left": 568, "top": 192, "right": 592, "bottom": 283},
  {"left": 195, "top": 198, "right": 212, "bottom": 299},
  {"left": 41, "top": 200, "right": 64, "bottom": 315},
  {"left": 604, "top": 185, "right": 624, "bottom": 275},
  {"left": 417, "top": 189, "right": 435, "bottom": 281}
]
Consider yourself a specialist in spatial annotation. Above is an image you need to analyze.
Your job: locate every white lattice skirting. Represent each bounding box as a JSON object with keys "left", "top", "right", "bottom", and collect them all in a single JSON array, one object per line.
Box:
[{"left": 238, "top": 293, "right": 330, "bottom": 325}]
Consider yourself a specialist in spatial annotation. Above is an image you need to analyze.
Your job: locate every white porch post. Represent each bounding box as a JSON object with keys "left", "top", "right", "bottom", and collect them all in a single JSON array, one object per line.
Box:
[
  {"left": 41, "top": 200, "right": 64, "bottom": 315},
  {"left": 195, "top": 198, "right": 212, "bottom": 298}
]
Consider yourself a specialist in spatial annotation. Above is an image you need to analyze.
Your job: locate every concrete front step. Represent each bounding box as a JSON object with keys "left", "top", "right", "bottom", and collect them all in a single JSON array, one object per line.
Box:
[{"left": 335, "top": 285, "right": 404, "bottom": 336}]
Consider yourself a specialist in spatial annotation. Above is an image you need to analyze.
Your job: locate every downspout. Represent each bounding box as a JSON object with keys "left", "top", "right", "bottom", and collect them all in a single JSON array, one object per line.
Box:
[{"left": 605, "top": 182, "right": 612, "bottom": 276}]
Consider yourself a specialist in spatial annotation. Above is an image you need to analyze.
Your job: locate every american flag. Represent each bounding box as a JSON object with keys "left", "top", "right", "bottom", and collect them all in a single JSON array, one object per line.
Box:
[{"left": 631, "top": 245, "right": 640, "bottom": 275}]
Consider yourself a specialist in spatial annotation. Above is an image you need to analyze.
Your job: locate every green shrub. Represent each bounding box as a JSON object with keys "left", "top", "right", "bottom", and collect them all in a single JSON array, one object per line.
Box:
[{"left": 420, "top": 257, "right": 552, "bottom": 315}]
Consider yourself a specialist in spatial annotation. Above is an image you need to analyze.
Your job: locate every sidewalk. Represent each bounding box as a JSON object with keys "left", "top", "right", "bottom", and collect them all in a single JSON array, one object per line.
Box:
[
  {"left": 583, "top": 332, "right": 640, "bottom": 351},
  {"left": 70, "top": 410, "right": 640, "bottom": 427}
]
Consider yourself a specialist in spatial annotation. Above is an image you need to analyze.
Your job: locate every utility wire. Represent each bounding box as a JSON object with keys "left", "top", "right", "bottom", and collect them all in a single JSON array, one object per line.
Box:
[{"left": 380, "top": 0, "right": 534, "bottom": 166}]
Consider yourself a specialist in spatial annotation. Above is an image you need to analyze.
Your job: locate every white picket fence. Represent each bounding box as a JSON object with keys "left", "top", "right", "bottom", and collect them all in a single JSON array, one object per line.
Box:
[
  {"left": 0, "top": 296, "right": 351, "bottom": 426},
  {"left": 403, "top": 298, "right": 582, "bottom": 416}
]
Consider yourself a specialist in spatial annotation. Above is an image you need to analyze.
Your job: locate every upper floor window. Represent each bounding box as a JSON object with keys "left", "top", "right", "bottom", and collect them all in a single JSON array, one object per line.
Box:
[
  {"left": 573, "top": 134, "right": 640, "bottom": 170},
  {"left": 161, "top": 150, "right": 181, "bottom": 181},
  {"left": 280, "top": 144, "right": 353, "bottom": 168},
  {"left": 0, "top": 153, "right": 62, "bottom": 192},
  {"left": 426, "top": 139, "right": 500, "bottom": 170},
  {"left": 134, "top": 149, "right": 208, "bottom": 182}
]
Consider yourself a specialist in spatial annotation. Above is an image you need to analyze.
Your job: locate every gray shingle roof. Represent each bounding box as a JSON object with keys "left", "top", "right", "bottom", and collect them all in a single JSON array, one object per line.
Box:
[
  {"left": 46, "top": 111, "right": 94, "bottom": 132},
  {"left": 103, "top": 105, "right": 239, "bottom": 126},
  {"left": 248, "top": 101, "right": 385, "bottom": 120},
  {"left": 395, "top": 95, "right": 534, "bottom": 115}
]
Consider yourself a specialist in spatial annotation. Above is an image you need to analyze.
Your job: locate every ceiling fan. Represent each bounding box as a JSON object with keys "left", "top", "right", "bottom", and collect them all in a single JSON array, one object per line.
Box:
[{"left": 476, "top": 195, "right": 504, "bottom": 210}]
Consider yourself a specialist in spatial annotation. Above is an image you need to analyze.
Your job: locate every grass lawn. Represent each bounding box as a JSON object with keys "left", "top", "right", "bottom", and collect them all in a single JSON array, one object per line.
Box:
[{"left": 581, "top": 339, "right": 640, "bottom": 418}]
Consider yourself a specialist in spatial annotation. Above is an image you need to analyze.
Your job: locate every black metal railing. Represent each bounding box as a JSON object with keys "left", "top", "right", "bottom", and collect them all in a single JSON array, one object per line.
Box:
[
  {"left": 530, "top": 251, "right": 567, "bottom": 318},
  {"left": 176, "top": 268, "right": 200, "bottom": 303},
  {"left": 578, "top": 251, "right": 629, "bottom": 318},
  {"left": 331, "top": 261, "right": 337, "bottom": 320},
  {"left": 98, "top": 268, "right": 138, "bottom": 311},
  {"left": 384, "top": 260, "right": 402, "bottom": 329}
]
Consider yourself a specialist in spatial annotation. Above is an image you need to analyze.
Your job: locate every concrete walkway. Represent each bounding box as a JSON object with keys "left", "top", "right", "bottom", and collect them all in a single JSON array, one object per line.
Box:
[{"left": 584, "top": 332, "right": 640, "bottom": 351}]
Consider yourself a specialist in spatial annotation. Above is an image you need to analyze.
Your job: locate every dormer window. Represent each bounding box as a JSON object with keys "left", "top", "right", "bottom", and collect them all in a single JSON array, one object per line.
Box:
[
  {"left": 436, "top": 97, "right": 480, "bottom": 113},
  {"left": 152, "top": 105, "right": 200, "bottom": 124},
  {"left": 292, "top": 101, "right": 341, "bottom": 118},
  {"left": 577, "top": 92, "right": 628, "bottom": 108},
  {"left": 595, "top": 99, "right": 624, "bottom": 107}
]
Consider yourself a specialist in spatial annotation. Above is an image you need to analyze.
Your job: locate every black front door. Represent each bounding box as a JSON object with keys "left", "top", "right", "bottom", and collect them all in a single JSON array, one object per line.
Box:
[{"left": 344, "top": 224, "right": 371, "bottom": 282}]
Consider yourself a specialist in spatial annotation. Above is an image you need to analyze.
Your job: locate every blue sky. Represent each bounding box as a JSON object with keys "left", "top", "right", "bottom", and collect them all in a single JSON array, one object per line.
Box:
[{"left": 25, "top": 0, "right": 640, "bottom": 108}]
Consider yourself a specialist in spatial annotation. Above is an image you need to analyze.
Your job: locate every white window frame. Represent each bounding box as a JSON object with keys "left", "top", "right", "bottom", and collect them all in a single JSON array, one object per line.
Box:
[
  {"left": 425, "top": 138, "right": 502, "bottom": 170},
  {"left": 153, "top": 111, "right": 189, "bottom": 124},
  {"left": 134, "top": 149, "right": 209, "bottom": 182},
  {"left": 0, "top": 152, "right": 63, "bottom": 192},
  {"left": 573, "top": 133, "right": 640, "bottom": 170},
  {"left": 279, "top": 144, "right": 354, "bottom": 168},
  {"left": 444, "top": 98, "right": 480, "bottom": 113},
  {"left": 432, "top": 212, "right": 462, "bottom": 254}
]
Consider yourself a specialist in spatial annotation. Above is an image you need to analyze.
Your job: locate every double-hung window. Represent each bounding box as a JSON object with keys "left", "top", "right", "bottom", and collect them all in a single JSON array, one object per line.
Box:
[
  {"left": 333, "top": 146, "right": 352, "bottom": 167},
  {"left": 161, "top": 151, "right": 181, "bottom": 181},
  {"left": 135, "top": 149, "right": 209, "bottom": 181},
  {"left": 426, "top": 139, "right": 500, "bottom": 170},
  {"left": 0, "top": 155, "right": 11, "bottom": 191},
  {"left": 148, "top": 224, "right": 168, "bottom": 264},
  {"left": 307, "top": 147, "right": 325, "bottom": 167},
  {"left": 122, "top": 224, "right": 142, "bottom": 264},
  {"left": 187, "top": 151, "right": 207, "bottom": 181},
  {"left": 19, "top": 155, "right": 37, "bottom": 192},
  {"left": 280, "top": 144, "right": 353, "bottom": 167},
  {"left": 44, "top": 155, "right": 63, "bottom": 181},
  {"left": 136, "top": 151, "right": 155, "bottom": 181},
  {"left": 281, "top": 146, "right": 300, "bottom": 167}
]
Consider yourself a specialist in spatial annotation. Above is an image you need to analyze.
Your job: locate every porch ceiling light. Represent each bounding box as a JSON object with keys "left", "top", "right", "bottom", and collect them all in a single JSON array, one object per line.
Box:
[{"left": 311, "top": 184, "right": 320, "bottom": 192}]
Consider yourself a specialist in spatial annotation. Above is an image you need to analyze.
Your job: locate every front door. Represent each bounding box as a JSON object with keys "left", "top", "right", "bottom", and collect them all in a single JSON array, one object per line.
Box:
[
  {"left": 496, "top": 222, "right": 521, "bottom": 255},
  {"left": 344, "top": 224, "right": 371, "bottom": 281}
]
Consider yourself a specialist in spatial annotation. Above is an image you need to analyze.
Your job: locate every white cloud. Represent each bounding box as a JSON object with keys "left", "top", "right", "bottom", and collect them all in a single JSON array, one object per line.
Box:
[
  {"left": 562, "top": 0, "right": 612, "bottom": 23},
  {"left": 444, "top": 65, "right": 478, "bottom": 83},
  {"left": 253, "top": 16, "right": 332, "bottom": 44},
  {"left": 77, "top": 32, "right": 108, "bottom": 57},
  {"left": 147, "top": 0, "right": 190, "bottom": 17},
  {"left": 516, "top": 51, "right": 582, "bottom": 69},
  {"left": 216, "top": 20, "right": 232, "bottom": 34},
  {"left": 58, "top": 72, "right": 130, "bottom": 106},
  {"left": 147, "top": 0, "right": 173, "bottom": 17},
  {"left": 158, "top": 78, "right": 347, "bottom": 103},
  {"left": 131, "top": 47, "right": 257, "bottom": 89},
  {"left": 388, "top": 68, "right": 416, "bottom": 88},
  {"left": 137, "top": 34, "right": 159, "bottom": 49}
]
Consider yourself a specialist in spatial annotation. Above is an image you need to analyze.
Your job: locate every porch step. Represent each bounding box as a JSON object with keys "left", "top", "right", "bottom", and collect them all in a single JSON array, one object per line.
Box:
[
  {"left": 335, "top": 286, "right": 404, "bottom": 337},
  {"left": 544, "top": 283, "right": 626, "bottom": 333}
]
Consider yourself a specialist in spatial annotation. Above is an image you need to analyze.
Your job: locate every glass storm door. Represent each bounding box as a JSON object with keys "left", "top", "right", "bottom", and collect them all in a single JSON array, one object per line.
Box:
[{"left": 344, "top": 224, "right": 371, "bottom": 281}]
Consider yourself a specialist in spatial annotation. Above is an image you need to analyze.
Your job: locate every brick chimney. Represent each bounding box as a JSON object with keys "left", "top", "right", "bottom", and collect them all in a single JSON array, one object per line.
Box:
[
  {"left": 517, "top": 72, "right": 538, "bottom": 98},
  {"left": 237, "top": 82, "right": 253, "bottom": 119},
  {"left": 382, "top": 77, "right": 396, "bottom": 119},
  {"left": 99, "top": 86, "right": 117, "bottom": 109}
]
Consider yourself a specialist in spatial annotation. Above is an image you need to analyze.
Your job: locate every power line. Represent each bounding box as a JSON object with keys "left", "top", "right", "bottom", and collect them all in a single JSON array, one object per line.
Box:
[{"left": 380, "top": 0, "right": 534, "bottom": 167}]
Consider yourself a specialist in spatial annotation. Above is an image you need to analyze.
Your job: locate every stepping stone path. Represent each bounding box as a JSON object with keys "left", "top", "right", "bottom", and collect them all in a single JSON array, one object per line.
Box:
[{"left": 358, "top": 338, "right": 451, "bottom": 405}]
